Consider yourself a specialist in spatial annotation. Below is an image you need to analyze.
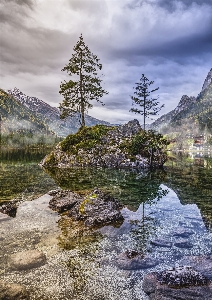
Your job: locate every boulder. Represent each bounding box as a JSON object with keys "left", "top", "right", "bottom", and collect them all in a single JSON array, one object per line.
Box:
[
  {"left": 115, "top": 250, "right": 159, "bottom": 270},
  {"left": 41, "top": 119, "right": 167, "bottom": 169},
  {"left": 0, "top": 281, "right": 29, "bottom": 300},
  {"left": 69, "top": 189, "right": 124, "bottom": 227},
  {"left": 10, "top": 250, "right": 46, "bottom": 271},
  {"left": 0, "top": 201, "right": 17, "bottom": 217},
  {"left": 49, "top": 190, "right": 81, "bottom": 213},
  {"left": 179, "top": 256, "right": 212, "bottom": 280},
  {"left": 143, "top": 266, "right": 212, "bottom": 300}
]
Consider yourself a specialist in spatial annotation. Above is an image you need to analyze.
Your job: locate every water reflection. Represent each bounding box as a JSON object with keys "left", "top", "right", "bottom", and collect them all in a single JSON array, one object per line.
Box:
[
  {"left": 1, "top": 149, "right": 212, "bottom": 299},
  {"left": 0, "top": 148, "right": 58, "bottom": 203}
]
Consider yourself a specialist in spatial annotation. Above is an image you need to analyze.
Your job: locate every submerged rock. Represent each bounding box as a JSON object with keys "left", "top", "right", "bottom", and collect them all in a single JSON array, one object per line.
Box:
[
  {"left": 179, "top": 256, "right": 212, "bottom": 280},
  {"left": 174, "top": 238, "right": 193, "bottom": 249},
  {"left": 69, "top": 189, "right": 124, "bottom": 227},
  {"left": 143, "top": 266, "right": 212, "bottom": 300},
  {"left": 10, "top": 250, "right": 46, "bottom": 271},
  {"left": 0, "top": 281, "right": 29, "bottom": 300},
  {"left": 172, "top": 227, "right": 195, "bottom": 238},
  {"left": 115, "top": 250, "right": 159, "bottom": 270},
  {"left": 150, "top": 239, "right": 172, "bottom": 248}
]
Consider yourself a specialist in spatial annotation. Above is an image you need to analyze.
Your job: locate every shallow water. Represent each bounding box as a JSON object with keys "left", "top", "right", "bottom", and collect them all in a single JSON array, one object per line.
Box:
[{"left": 0, "top": 149, "right": 212, "bottom": 299}]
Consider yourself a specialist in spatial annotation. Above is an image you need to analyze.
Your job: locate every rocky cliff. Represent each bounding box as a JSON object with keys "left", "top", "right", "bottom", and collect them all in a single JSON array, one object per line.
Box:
[{"left": 151, "top": 68, "right": 212, "bottom": 134}]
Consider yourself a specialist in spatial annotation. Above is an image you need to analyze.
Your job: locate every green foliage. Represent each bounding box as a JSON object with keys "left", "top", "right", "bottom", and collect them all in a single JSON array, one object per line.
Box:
[
  {"left": 59, "top": 34, "right": 109, "bottom": 127},
  {"left": 120, "top": 130, "right": 169, "bottom": 168},
  {"left": 60, "top": 124, "right": 112, "bottom": 152},
  {"left": 0, "top": 89, "right": 60, "bottom": 148},
  {"left": 130, "top": 74, "right": 164, "bottom": 130},
  {"left": 167, "top": 83, "right": 212, "bottom": 135}
]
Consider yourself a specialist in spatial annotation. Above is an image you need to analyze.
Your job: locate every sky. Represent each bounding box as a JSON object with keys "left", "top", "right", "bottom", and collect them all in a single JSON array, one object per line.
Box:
[{"left": 0, "top": 0, "right": 212, "bottom": 124}]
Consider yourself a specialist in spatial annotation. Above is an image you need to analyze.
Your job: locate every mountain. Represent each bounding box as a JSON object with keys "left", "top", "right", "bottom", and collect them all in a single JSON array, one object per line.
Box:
[
  {"left": 202, "top": 68, "right": 212, "bottom": 91},
  {"left": 7, "top": 88, "right": 111, "bottom": 137},
  {"left": 151, "top": 68, "right": 212, "bottom": 135},
  {"left": 0, "top": 89, "right": 52, "bottom": 135}
]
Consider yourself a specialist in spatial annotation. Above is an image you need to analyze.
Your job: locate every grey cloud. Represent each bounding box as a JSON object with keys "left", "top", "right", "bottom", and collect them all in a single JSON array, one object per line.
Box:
[
  {"left": 127, "top": 0, "right": 212, "bottom": 11},
  {"left": 2, "top": 0, "right": 34, "bottom": 8},
  {"left": 68, "top": 0, "right": 107, "bottom": 15},
  {"left": 0, "top": 23, "right": 71, "bottom": 75}
]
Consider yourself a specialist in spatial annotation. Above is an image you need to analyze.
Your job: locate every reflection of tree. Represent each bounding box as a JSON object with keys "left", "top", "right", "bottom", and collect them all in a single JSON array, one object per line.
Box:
[
  {"left": 164, "top": 157, "right": 212, "bottom": 231},
  {"left": 45, "top": 167, "right": 169, "bottom": 210},
  {"left": 0, "top": 148, "right": 57, "bottom": 202}
]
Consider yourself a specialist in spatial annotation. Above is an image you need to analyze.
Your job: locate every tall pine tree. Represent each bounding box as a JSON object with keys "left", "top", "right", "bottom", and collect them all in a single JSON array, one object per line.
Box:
[
  {"left": 59, "top": 34, "right": 108, "bottom": 127},
  {"left": 130, "top": 74, "right": 164, "bottom": 130}
]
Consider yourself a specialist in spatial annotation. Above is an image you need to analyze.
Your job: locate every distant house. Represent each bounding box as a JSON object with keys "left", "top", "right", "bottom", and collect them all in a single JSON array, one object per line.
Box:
[{"left": 193, "top": 135, "right": 204, "bottom": 147}]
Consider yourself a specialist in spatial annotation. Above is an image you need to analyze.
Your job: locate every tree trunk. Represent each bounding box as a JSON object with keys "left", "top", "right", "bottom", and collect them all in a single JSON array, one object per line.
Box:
[
  {"left": 79, "top": 49, "right": 85, "bottom": 127},
  {"left": 81, "top": 102, "right": 85, "bottom": 127},
  {"left": 143, "top": 93, "right": 146, "bottom": 131}
]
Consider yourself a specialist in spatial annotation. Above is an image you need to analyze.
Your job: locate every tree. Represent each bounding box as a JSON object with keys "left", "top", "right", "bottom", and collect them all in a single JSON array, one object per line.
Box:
[
  {"left": 59, "top": 34, "right": 108, "bottom": 127},
  {"left": 130, "top": 74, "right": 164, "bottom": 130}
]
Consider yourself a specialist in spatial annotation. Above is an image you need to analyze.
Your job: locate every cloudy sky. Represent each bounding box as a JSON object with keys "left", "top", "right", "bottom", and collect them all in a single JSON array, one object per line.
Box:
[{"left": 0, "top": 0, "right": 212, "bottom": 124}]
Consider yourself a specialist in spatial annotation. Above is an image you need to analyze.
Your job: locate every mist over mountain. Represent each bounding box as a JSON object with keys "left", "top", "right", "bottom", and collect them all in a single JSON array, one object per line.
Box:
[
  {"left": 151, "top": 68, "right": 212, "bottom": 135},
  {"left": 7, "top": 88, "right": 111, "bottom": 137},
  {"left": 0, "top": 89, "right": 52, "bottom": 135}
]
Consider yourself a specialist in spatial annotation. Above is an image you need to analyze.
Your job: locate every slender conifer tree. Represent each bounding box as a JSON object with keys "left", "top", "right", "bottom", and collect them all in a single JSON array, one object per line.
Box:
[
  {"left": 130, "top": 74, "right": 164, "bottom": 130},
  {"left": 59, "top": 34, "right": 108, "bottom": 127}
]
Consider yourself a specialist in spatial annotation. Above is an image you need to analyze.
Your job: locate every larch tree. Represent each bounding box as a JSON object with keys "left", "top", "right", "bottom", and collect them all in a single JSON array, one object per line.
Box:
[
  {"left": 59, "top": 34, "right": 108, "bottom": 127},
  {"left": 130, "top": 74, "right": 164, "bottom": 130}
]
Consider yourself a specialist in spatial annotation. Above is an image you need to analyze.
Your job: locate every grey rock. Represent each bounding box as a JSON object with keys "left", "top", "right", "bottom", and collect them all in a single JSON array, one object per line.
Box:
[
  {"left": 115, "top": 250, "right": 159, "bottom": 270},
  {"left": 41, "top": 119, "right": 167, "bottom": 169},
  {"left": 0, "top": 202, "right": 17, "bottom": 217},
  {"left": 174, "top": 239, "right": 193, "bottom": 248},
  {"left": 10, "top": 250, "right": 46, "bottom": 271},
  {"left": 0, "top": 281, "right": 29, "bottom": 300},
  {"left": 69, "top": 189, "right": 124, "bottom": 227},
  {"left": 143, "top": 267, "right": 212, "bottom": 300},
  {"left": 179, "top": 256, "right": 212, "bottom": 280},
  {"left": 151, "top": 239, "right": 172, "bottom": 248},
  {"left": 49, "top": 190, "right": 81, "bottom": 213},
  {"left": 172, "top": 227, "right": 195, "bottom": 238}
]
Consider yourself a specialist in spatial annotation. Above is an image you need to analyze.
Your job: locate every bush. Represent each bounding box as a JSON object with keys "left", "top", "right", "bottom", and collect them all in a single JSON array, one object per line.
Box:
[{"left": 60, "top": 125, "right": 112, "bottom": 152}]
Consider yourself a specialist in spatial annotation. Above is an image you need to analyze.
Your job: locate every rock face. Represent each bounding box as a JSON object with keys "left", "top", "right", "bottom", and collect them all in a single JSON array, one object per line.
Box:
[
  {"left": 143, "top": 266, "right": 212, "bottom": 300},
  {"left": 0, "top": 281, "right": 29, "bottom": 300},
  {"left": 10, "top": 250, "right": 46, "bottom": 271},
  {"left": 115, "top": 250, "right": 159, "bottom": 270},
  {"left": 40, "top": 119, "right": 167, "bottom": 169},
  {"left": 202, "top": 68, "right": 212, "bottom": 91}
]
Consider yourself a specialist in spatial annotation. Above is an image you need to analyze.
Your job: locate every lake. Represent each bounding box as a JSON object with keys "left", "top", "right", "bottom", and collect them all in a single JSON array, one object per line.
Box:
[{"left": 0, "top": 149, "right": 212, "bottom": 299}]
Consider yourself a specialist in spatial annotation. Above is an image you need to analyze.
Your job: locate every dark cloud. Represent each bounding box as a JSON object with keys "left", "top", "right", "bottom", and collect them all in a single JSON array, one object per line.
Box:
[
  {"left": 127, "top": 0, "right": 212, "bottom": 11},
  {"left": 158, "top": 0, "right": 212, "bottom": 11},
  {"left": 3, "top": 0, "right": 34, "bottom": 8},
  {"left": 0, "top": 0, "right": 211, "bottom": 124}
]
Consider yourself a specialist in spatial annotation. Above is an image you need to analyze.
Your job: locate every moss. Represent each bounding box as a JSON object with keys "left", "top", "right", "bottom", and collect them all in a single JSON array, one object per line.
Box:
[
  {"left": 79, "top": 193, "right": 97, "bottom": 214},
  {"left": 60, "top": 125, "right": 113, "bottom": 153},
  {"left": 45, "top": 152, "right": 56, "bottom": 165}
]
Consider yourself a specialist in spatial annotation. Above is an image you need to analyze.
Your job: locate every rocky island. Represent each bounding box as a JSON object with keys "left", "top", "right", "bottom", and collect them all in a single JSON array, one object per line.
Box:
[{"left": 40, "top": 119, "right": 168, "bottom": 169}]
